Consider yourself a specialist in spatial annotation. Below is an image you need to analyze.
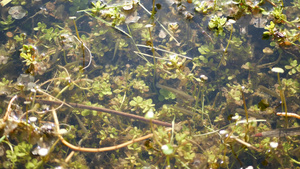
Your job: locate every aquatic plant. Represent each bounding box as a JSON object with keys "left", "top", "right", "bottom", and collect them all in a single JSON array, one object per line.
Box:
[
  {"left": 0, "top": 15, "right": 15, "bottom": 31},
  {"left": 208, "top": 15, "right": 227, "bottom": 35},
  {"left": 129, "top": 96, "right": 155, "bottom": 114},
  {"left": 1, "top": 0, "right": 300, "bottom": 168},
  {"left": 285, "top": 59, "right": 300, "bottom": 75}
]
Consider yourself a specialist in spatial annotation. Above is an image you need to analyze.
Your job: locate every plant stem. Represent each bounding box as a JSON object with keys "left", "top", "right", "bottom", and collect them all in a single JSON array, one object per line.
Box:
[
  {"left": 72, "top": 18, "right": 85, "bottom": 71},
  {"left": 241, "top": 88, "right": 249, "bottom": 142},
  {"left": 277, "top": 73, "right": 288, "bottom": 128},
  {"left": 217, "top": 23, "right": 233, "bottom": 69}
]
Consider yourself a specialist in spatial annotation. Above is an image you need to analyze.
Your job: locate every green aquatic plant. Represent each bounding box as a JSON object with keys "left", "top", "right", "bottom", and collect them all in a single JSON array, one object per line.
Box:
[
  {"left": 13, "top": 33, "right": 26, "bottom": 44},
  {"left": 130, "top": 79, "right": 149, "bottom": 93},
  {"left": 271, "top": 7, "right": 287, "bottom": 24},
  {"left": 156, "top": 83, "right": 194, "bottom": 101},
  {"left": 11, "top": 0, "right": 26, "bottom": 5},
  {"left": 158, "top": 88, "right": 176, "bottom": 101},
  {"left": 80, "top": 1, "right": 125, "bottom": 26},
  {"left": 97, "top": 126, "right": 118, "bottom": 140},
  {"left": 291, "top": 0, "right": 300, "bottom": 9},
  {"left": 129, "top": 96, "right": 155, "bottom": 113},
  {"left": 194, "top": 1, "right": 214, "bottom": 14},
  {"left": 89, "top": 0, "right": 107, "bottom": 16},
  {"left": 208, "top": 15, "right": 227, "bottom": 36},
  {"left": 4, "top": 142, "right": 43, "bottom": 169},
  {"left": 134, "top": 64, "right": 152, "bottom": 78},
  {"left": 147, "top": 124, "right": 197, "bottom": 168},
  {"left": 1, "top": 0, "right": 300, "bottom": 168},
  {"left": 263, "top": 21, "right": 276, "bottom": 38},
  {"left": 218, "top": 19, "right": 234, "bottom": 68},
  {"left": 0, "top": 77, "right": 12, "bottom": 87},
  {"left": 19, "top": 44, "right": 52, "bottom": 75},
  {"left": 281, "top": 78, "right": 300, "bottom": 98},
  {"left": 0, "top": 15, "right": 15, "bottom": 31},
  {"left": 285, "top": 59, "right": 300, "bottom": 75},
  {"left": 91, "top": 75, "right": 112, "bottom": 100},
  {"left": 20, "top": 44, "right": 38, "bottom": 66},
  {"left": 33, "top": 22, "right": 60, "bottom": 43},
  {"left": 262, "top": 16, "right": 300, "bottom": 47}
]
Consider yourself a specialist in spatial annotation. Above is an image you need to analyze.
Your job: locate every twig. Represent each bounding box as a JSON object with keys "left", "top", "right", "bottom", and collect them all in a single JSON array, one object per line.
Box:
[
  {"left": 59, "top": 128, "right": 171, "bottom": 152},
  {"left": 136, "top": 44, "right": 192, "bottom": 60},
  {"left": 3, "top": 95, "right": 18, "bottom": 122},
  {"left": 276, "top": 112, "right": 300, "bottom": 119},
  {"left": 230, "top": 136, "right": 260, "bottom": 152},
  {"left": 65, "top": 151, "right": 75, "bottom": 163},
  {"left": 35, "top": 99, "right": 173, "bottom": 127},
  {"left": 265, "top": 0, "right": 277, "bottom": 7},
  {"left": 52, "top": 107, "right": 172, "bottom": 152},
  {"left": 35, "top": 87, "right": 73, "bottom": 108}
]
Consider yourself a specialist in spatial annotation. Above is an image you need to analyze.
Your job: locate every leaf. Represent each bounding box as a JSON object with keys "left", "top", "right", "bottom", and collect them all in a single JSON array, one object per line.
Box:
[
  {"left": 271, "top": 67, "right": 284, "bottom": 73},
  {"left": 20, "top": 53, "right": 30, "bottom": 60},
  {"left": 81, "top": 110, "right": 90, "bottom": 116},
  {"left": 285, "top": 65, "right": 293, "bottom": 69},
  {"left": 297, "top": 65, "right": 300, "bottom": 72},
  {"left": 129, "top": 100, "right": 137, "bottom": 106},
  {"left": 291, "top": 60, "right": 298, "bottom": 67}
]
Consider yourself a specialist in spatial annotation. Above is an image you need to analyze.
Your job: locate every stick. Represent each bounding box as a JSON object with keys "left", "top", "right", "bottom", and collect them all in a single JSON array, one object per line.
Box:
[
  {"left": 35, "top": 99, "right": 172, "bottom": 127},
  {"left": 52, "top": 107, "right": 172, "bottom": 153},
  {"left": 3, "top": 95, "right": 18, "bottom": 122},
  {"left": 276, "top": 112, "right": 300, "bottom": 119}
]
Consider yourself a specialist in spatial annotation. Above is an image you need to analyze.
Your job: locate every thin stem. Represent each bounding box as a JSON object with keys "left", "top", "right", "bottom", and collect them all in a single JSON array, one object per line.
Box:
[
  {"left": 240, "top": 88, "right": 249, "bottom": 141},
  {"left": 138, "top": 2, "right": 180, "bottom": 44},
  {"left": 127, "top": 25, "right": 149, "bottom": 62},
  {"left": 136, "top": 44, "right": 192, "bottom": 60},
  {"left": 277, "top": 73, "right": 288, "bottom": 128},
  {"left": 148, "top": 27, "right": 157, "bottom": 90},
  {"left": 151, "top": 0, "right": 156, "bottom": 17},
  {"left": 72, "top": 18, "right": 86, "bottom": 71},
  {"left": 217, "top": 23, "right": 233, "bottom": 69},
  {"left": 150, "top": 120, "right": 162, "bottom": 147}
]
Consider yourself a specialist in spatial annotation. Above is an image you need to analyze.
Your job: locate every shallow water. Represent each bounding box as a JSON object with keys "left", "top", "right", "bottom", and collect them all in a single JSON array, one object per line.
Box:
[{"left": 0, "top": 0, "right": 300, "bottom": 168}]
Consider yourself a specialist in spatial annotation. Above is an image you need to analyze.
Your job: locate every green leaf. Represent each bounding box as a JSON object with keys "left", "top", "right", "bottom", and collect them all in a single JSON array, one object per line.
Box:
[
  {"left": 81, "top": 110, "right": 90, "bottom": 116},
  {"left": 296, "top": 65, "right": 300, "bottom": 72},
  {"left": 291, "top": 60, "right": 298, "bottom": 66},
  {"left": 285, "top": 65, "right": 293, "bottom": 69}
]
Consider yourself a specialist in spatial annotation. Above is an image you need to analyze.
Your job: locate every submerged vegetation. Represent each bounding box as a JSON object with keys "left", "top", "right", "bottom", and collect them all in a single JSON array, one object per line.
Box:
[{"left": 0, "top": 0, "right": 300, "bottom": 168}]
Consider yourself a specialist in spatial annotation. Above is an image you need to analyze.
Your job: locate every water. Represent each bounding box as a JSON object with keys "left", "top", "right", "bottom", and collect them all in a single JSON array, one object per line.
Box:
[{"left": 0, "top": 0, "right": 300, "bottom": 168}]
